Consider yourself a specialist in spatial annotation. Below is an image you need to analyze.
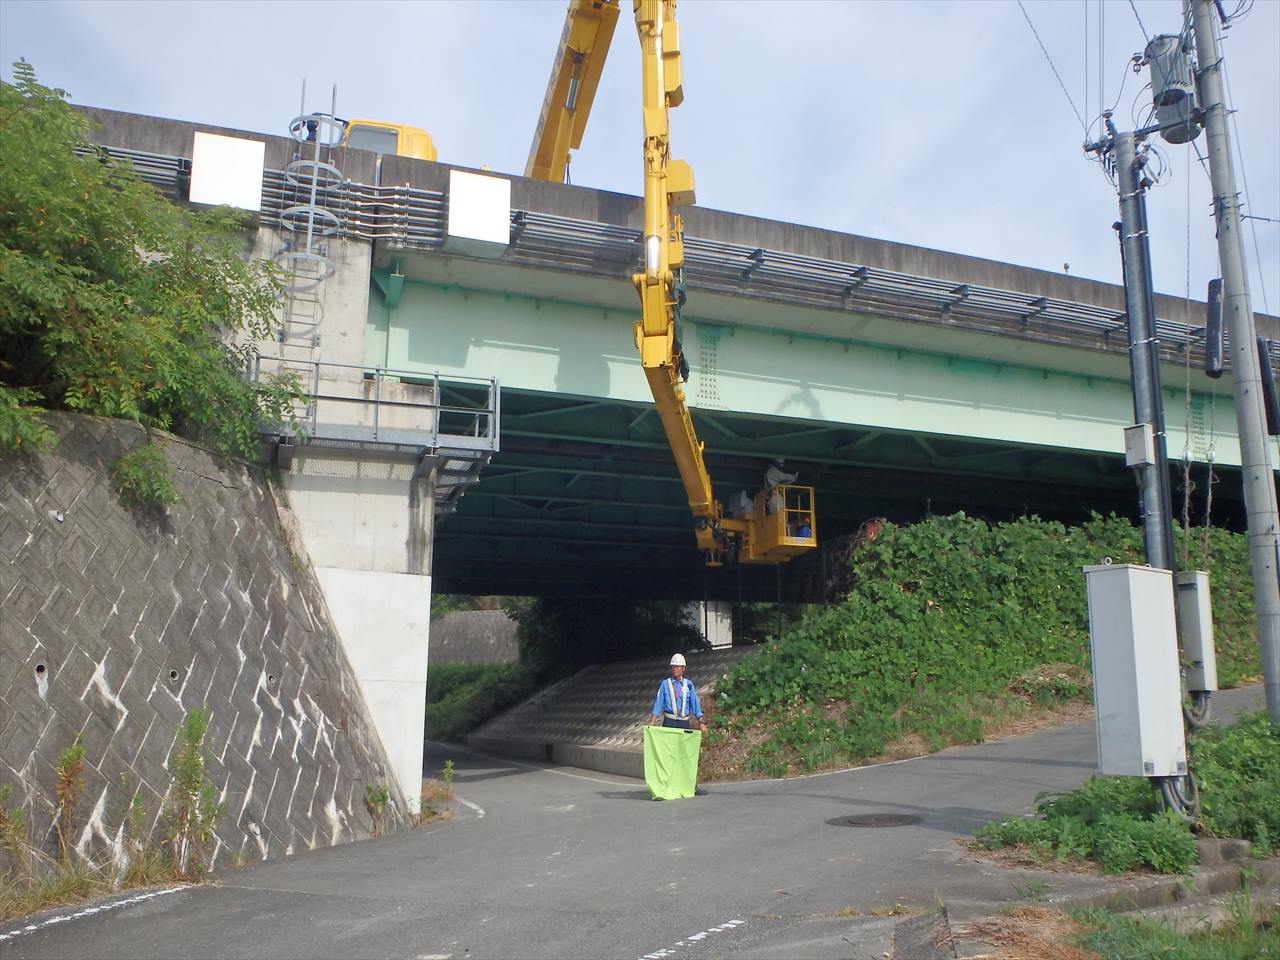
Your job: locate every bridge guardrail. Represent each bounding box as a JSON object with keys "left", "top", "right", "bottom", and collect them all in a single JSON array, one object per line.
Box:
[{"left": 90, "top": 142, "right": 1277, "bottom": 372}]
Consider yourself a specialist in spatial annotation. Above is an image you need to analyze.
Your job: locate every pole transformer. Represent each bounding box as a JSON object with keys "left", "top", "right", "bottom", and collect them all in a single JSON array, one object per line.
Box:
[
  {"left": 1190, "top": 0, "right": 1280, "bottom": 722},
  {"left": 1114, "top": 130, "right": 1177, "bottom": 573}
]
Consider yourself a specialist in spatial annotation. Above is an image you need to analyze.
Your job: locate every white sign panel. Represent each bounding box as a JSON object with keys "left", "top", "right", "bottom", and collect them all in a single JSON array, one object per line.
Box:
[
  {"left": 189, "top": 132, "right": 266, "bottom": 212},
  {"left": 445, "top": 169, "right": 511, "bottom": 258}
]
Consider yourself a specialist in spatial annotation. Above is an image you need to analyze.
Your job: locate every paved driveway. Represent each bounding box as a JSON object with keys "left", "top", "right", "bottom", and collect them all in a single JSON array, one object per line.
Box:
[{"left": 6, "top": 685, "right": 1265, "bottom": 959}]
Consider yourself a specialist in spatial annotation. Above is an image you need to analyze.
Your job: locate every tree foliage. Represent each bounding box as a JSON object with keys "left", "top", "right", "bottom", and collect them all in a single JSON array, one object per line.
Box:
[{"left": 0, "top": 61, "right": 299, "bottom": 456}]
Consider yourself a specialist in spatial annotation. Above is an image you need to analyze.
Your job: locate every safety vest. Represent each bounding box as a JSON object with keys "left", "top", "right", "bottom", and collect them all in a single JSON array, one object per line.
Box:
[{"left": 663, "top": 677, "right": 692, "bottom": 720}]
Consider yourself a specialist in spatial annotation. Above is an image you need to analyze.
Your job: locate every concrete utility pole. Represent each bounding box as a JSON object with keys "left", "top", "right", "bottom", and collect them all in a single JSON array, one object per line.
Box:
[
  {"left": 1190, "top": 0, "right": 1280, "bottom": 722},
  {"left": 1113, "top": 129, "right": 1177, "bottom": 573}
]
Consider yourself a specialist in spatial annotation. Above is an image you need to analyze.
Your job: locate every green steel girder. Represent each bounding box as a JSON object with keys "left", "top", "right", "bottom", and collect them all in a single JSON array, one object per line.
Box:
[
  {"left": 426, "top": 388, "right": 1249, "bottom": 599},
  {"left": 368, "top": 271, "right": 1257, "bottom": 598}
]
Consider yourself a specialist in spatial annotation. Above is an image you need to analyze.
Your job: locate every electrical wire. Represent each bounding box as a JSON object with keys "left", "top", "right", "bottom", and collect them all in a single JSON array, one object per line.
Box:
[
  {"left": 1017, "top": 0, "right": 1089, "bottom": 133},
  {"left": 1128, "top": 0, "right": 1151, "bottom": 44},
  {"left": 1181, "top": 144, "right": 1195, "bottom": 573},
  {"left": 1217, "top": 17, "right": 1272, "bottom": 313},
  {"left": 1083, "top": 0, "right": 1089, "bottom": 137},
  {"left": 1099, "top": 0, "right": 1105, "bottom": 122},
  {"left": 1225, "top": 0, "right": 1255, "bottom": 24}
]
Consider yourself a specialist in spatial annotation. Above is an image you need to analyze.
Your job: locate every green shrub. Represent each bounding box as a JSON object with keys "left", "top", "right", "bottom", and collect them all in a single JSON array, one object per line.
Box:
[
  {"left": 975, "top": 711, "right": 1279, "bottom": 873},
  {"left": 974, "top": 792, "right": 1196, "bottom": 875},
  {"left": 426, "top": 662, "right": 539, "bottom": 741},
  {"left": 0, "top": 61, "right": 303, "bottom": 457},
  {"left": 711, "top": 513, "right": 1260, "bottom": 775},
  {"left": 111, "top": 441, "right": 179, "bottom": 509},
  {"left": 1192, "top": 711, "right": 1280, "bottom": 855},
  {"left": 163, "top": 709, "right": 224, "bottom": 879}
]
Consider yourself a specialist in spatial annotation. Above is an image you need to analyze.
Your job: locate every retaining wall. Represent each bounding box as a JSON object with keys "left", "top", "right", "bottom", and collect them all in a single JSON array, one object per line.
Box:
[{"left": 0, "top": 413, "right": 407, "bottom": 867}]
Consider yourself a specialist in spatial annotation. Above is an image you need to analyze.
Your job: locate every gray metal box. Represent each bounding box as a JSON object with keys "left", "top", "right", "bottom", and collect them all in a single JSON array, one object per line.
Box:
[
  {"left": 1123, "top": 423, "right": 1154, "bottom": 467},
  {"left": 1083, "top": 563, "right": 1187, "bottom": 777},
  {"left": 1175, "top": 570, "right": 1218, "bottom": 692}
]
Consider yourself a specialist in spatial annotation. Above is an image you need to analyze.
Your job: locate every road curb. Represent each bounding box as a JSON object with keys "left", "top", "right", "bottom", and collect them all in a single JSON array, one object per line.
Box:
[{"left": 945, "top": 849, "right": 1280, "bottom": 958}]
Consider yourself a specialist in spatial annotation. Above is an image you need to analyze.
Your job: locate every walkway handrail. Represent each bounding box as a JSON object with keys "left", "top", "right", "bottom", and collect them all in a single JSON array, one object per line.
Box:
[{"left": 252, "top": 354, "right": 499, "bottom": 453}]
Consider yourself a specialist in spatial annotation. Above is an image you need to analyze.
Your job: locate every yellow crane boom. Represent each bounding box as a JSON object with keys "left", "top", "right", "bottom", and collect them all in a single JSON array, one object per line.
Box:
[
  {"left": 525, "top": 0, "right": 622, "bottom": 183},
  {"left": 630, "top": 0, "right": 816, "bottom": 566}
]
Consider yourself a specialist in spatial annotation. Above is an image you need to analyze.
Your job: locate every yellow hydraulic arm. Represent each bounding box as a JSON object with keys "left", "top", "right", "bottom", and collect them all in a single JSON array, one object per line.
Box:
[
  {"left": 525, "top": 0, "right": 622, "bottom": 182},
  {"left": 630, "top": 0, "right": 816, "bottom": 566}
]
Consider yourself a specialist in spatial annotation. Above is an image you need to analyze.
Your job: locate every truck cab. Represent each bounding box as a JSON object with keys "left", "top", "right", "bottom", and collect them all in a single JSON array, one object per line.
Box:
[{"left": 341, "top": 119, "right": 437, "bottom": 161}]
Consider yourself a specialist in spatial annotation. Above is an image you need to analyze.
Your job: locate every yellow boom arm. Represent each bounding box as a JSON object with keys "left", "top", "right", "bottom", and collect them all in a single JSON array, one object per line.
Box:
[
  {"left": 526, "top": 0, "right": 622, "bottom": 182},
  {"left": 630, "top": 1, "right": 816, "bottom": 566}
]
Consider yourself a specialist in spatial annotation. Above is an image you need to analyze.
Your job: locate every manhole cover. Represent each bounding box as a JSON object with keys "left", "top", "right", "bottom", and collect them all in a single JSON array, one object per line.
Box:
[{"left": 826, "top": 813, "right": 922, "bottom": 828}]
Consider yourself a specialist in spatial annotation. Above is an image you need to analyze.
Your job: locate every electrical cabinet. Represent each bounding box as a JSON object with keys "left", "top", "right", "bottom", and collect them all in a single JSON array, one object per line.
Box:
[
  {"left": 1175, "top": 570, "right": 1218, "bottom": 693},
  {"left": 1083, "top": 563, "right": 1187, "bottom": 777}
]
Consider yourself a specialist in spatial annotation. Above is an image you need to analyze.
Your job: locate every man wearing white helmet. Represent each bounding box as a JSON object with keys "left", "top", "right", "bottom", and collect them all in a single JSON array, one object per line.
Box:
[{"left": 649, "top": 653, "right": 707, "bottom": 732}]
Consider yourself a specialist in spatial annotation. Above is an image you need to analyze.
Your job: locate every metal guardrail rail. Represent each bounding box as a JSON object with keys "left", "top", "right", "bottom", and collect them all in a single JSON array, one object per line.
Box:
[
  {"left": 252, "top": 355, "right": 499, "bottom": 515},
  {"left": 94, "top": 143, "right": 1270, "bottom": 369}
]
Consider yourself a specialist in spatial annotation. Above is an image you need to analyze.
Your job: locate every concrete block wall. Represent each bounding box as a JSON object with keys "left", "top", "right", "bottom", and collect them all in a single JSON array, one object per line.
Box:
[
  {"left": 0, "top": 414, "right": 407, "bottom": 867},
  {"left": 429, "top": 610, "right": 518, "bottom": 664}
]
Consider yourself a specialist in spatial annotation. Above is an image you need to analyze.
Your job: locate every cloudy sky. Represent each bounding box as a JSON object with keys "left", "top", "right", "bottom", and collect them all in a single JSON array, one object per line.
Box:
[{"left": 2, "top": 0, "right": 1276, "bottom": 310}]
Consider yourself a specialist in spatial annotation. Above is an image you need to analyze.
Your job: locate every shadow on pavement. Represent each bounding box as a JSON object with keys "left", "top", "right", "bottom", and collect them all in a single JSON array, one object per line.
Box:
[{"left": 596, "top": 789, "right": 654, "bottom": 801}]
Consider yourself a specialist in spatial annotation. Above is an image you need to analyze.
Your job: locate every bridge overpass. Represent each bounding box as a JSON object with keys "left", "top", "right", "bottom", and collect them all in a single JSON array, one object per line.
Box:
[
  {"left": 62, "top": 104, "right": 1279, "bottom": 805},
  {"left": 80, "top": 106, "right": 1278, "bottom": 603}
]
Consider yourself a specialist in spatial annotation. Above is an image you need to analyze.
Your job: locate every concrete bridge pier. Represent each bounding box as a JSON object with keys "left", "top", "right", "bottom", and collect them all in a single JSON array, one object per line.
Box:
[{"left": 281, "top": 450, "right": 438, "bottom": 814}]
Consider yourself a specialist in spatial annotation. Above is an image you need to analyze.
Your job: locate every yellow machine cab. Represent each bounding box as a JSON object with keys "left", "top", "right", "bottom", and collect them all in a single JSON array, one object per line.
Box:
[{"left": 341, "top": 119, "right": 437, "bottom": 162}]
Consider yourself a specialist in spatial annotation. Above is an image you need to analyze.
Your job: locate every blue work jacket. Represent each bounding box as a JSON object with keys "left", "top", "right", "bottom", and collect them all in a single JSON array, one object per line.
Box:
[{"left": 651, "top": 676, "right": 703, "bottom": 721}]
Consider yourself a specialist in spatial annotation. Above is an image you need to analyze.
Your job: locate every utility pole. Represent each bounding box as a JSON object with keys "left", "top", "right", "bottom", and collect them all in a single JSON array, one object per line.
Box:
[
  {"left": 1190, "top": 0, "right": 1280, "bottom": 723},
  {"left": 1113, "top": 128, "right": 1177, "bottom": 574}
]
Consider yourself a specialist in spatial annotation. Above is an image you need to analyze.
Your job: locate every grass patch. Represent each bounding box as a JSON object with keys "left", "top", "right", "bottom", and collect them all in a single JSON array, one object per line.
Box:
[
  {"left": 418, "top": 781, "right": 454, "bottom": 826},
  {"left": 426, "top": 662, "right": 539, "bottom": 741},
  {"left": 0, "top": 858, "right": 110, "bottom": 922},
  {"left": 1074, "top": 898, "right": 1280, "bottom": 959},
  {"left": 973, "top": 711, "right": 1280, "bottom": 874},
  {"left": 1, "top": 709, "right": 224, "bottom": 921},
  {"left": 955, "top": 902, "right": 1280, "bottom": 960},
  {"left": 417, "top": 759, "right": 456, "bottom": 826}
]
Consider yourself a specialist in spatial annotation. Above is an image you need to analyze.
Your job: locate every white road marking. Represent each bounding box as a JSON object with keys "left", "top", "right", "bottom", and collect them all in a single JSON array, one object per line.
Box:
[
  {"left": 454, "top": 795, "right": 486, "bottom": 819},
  {"left": 759, "top": 754, "right": 925, "bottom": 782},
  {"left": 0, "top": 886, "right": 187, "bottom": 944},
  {"left": 429, "top": 742, "right": 632, "bottom": 786},
  {"left": 639, "top": 918, "right": 747, "bottom": 959}
]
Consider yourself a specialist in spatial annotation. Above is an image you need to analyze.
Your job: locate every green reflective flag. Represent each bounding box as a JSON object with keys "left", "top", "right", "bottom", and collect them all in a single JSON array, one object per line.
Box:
[{"left": 643, "top": 726, "right": 702, "bottom": 800}]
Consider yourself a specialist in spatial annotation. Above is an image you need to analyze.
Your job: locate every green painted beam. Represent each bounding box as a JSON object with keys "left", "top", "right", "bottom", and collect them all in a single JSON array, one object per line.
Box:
[{"left": 369, "top": 279, "right": 1253, "bottom": 468}]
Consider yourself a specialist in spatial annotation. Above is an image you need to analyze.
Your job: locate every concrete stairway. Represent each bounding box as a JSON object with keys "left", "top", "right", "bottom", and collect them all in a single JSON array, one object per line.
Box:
[{"left": 464, "top": 646, "right": 760, "bottom": 778}]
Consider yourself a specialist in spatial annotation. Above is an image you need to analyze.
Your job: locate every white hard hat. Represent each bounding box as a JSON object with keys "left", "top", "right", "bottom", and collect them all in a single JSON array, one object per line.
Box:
[{"left": 669, "top": 653, "right": 686, "bottom": 667}]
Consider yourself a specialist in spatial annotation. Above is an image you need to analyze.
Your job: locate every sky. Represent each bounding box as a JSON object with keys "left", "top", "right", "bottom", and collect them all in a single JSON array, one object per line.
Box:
[{"left": 2, "top": 0, "right": 1276, "bottom": 311}]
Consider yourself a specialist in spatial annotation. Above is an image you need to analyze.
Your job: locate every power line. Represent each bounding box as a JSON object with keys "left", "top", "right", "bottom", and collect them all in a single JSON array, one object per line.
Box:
[
  {"left": 1128, "top": 0, "right": 1152, "bottom": 43},
  {"left": 1016, "top": 0, "right": 1088, "bottom": 133},
  {"left": 1219, "top": 17, "right": 1272, "bottom": 313}
]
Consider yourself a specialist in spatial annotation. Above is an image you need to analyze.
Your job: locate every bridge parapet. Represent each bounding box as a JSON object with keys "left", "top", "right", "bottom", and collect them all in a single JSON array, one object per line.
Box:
[{"left": 83, "top": 135, "right": 1277, "bottom": 376}]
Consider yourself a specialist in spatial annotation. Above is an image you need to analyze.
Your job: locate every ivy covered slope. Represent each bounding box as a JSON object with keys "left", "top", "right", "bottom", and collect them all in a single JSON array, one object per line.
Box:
[
  {"left": 706, "top": 513, "right": 1261, "bottom": 779},
  {"left": 0, "top": 63, "right": 298, "bottom": 458}
]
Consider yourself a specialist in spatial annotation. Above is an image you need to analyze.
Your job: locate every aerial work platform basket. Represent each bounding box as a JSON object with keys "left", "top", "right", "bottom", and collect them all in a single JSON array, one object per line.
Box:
[{"left": 739, "top": 484, "right": 817, "bottom": 564}]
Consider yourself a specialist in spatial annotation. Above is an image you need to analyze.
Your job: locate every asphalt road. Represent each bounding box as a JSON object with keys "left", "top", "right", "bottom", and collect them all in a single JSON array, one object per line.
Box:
[{"left": 5, "top": 685, "right": 1266, "bottom": 960}]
